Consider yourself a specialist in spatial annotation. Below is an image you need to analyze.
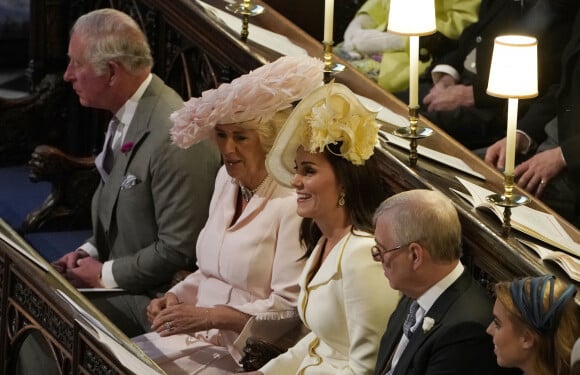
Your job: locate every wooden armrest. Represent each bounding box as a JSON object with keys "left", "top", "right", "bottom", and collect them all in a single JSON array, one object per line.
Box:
[
  {"left": 21, "top": 145, "right": 99, "bottom": 233},
  {"left": 28, "top": 144, "right": 96, "bottom": 181},
  {"left": 0, "top": 92, "right": 38, "bottom": 109}
]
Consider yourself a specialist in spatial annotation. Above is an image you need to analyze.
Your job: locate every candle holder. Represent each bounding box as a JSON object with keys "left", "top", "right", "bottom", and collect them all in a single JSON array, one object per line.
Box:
[
  {"left": 322, "top": 41, "right": 345, "bottom": 84},
  {"left": 393, "top": 106, "right": 433, "bottom": 166},
  {"left": 225, "top": 0, "right": 264, "bottom": 42},
  {"left": 386, "top": 0, "right": 436, "bottom": 166},
  {"left": 486, "top": 174, "right": 529, "bottom": 236}
]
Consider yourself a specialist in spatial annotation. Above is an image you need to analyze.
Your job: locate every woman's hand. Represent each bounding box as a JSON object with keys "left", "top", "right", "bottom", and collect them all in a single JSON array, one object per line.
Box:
[
  {"left": 151, "top": 304, "right": 211, "bottom": 336},
  {"left": 146, "top": 292, "right": 181, "bottom": 324},
  {"left": 151, "top": 305, "right": 251, "bottom": 337}
]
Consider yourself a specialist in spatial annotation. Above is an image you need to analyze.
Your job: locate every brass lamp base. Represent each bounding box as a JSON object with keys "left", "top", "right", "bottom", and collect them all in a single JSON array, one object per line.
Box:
[
  {"left": 486, "top": 193, "right": 530, "bottom": 207},
  {"left": 393, "top": 126, "right": 434, "bottom": 138},
  {"left": 322, "top": 41, "right": 345, "bottom": 84},
  {"left": 225, "top": 2, "right": 264, "bottom": 16},
  {"left": 486, "top": 174, "right": 530, "bottom": 236},
  {"left": 225, "top": 1, "right": 265, "bottom": 42},
  {"left": 323, "top": 63, "right": 345, "bottom": 84},
  {"left": 392, "top": 106, "right": 433, "bottom": 166}
]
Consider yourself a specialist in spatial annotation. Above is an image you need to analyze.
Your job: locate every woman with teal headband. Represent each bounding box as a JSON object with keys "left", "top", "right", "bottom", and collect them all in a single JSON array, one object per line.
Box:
[{"left": 487, "top": 275, "right": 580, "bottom": 375}]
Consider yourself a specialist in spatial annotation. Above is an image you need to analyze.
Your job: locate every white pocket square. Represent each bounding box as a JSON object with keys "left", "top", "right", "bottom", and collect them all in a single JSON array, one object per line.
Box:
[{"left": 121, "top": 174, "right": 141, "bottom": 190}]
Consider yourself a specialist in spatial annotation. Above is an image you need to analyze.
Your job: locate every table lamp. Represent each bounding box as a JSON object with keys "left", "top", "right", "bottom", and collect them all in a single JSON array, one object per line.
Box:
[
  {"left": 485, "top": 35, "right": 538, "bottom": 235},
  {"left": 226, "top": 0, "right": 264, "bottom": 42},
  {"left": 387, "top": 0, "right": 436, "bottom": 166}
]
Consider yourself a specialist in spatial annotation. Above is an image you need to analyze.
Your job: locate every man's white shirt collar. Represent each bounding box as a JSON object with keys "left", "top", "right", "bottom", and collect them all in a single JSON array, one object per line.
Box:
[
  {"left": 113, "top": 73, "right": 152, "bottom": 131},
  {"left": 417, "top": 261, "right": 464, "bottom": 314}
]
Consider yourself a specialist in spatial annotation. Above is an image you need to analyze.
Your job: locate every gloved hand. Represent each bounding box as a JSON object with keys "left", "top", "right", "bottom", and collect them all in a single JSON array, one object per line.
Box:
[
  {"left": 343, "top": 14, "right": 376, "bottom": 51},
  {"left": 343, "top": 14, "right": 405, "bottom": 55}
]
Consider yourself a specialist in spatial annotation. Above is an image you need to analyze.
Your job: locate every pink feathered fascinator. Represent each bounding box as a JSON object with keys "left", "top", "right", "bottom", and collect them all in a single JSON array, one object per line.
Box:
[{"left": 170, "top": 55, "right": 324, "bottom": 148}]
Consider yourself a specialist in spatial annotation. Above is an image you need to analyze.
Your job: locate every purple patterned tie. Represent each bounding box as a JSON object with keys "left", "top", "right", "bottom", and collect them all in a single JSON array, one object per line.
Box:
[{"left": 102, "top": 117, "right": 120, "bottom": 174}]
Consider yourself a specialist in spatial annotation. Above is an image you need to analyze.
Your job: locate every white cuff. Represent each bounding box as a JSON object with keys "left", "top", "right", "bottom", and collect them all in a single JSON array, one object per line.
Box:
[
  {"left": 78, "top": 242, "right": 99, "bottom": 258},
  {"left": 559, "top": 147, "right": 567, "bottom": 166},
  {"left": 431, "top": 65, "right": 460, "bottom": 83},
  {"left": 516, "top": 130, "right": 533, "bottom": 154},
  {"left": 100, "top": 260, "right": 119, "bottom": 288}
]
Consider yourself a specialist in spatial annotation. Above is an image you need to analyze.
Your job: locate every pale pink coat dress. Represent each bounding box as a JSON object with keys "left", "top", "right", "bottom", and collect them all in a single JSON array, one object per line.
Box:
[{"left": 133, "top": 166, "right": 305, "bottom": 374}]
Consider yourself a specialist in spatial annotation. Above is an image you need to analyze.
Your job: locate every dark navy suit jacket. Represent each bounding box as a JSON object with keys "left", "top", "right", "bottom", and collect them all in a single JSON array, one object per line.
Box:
[{"left": 374, "top": 270, "right": 521, "bottom": 375}]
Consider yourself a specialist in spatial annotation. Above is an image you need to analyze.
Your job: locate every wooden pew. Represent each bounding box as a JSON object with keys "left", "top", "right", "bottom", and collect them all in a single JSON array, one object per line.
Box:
[
  {"left": 0, "top": 220, "right": 163, "bottom": 374},
  {"left": 1, "top": 0, "right": 578, "bottom": 374}
]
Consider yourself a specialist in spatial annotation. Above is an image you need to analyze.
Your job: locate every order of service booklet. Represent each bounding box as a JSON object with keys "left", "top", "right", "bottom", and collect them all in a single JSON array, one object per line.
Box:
[
  {"left": 451, "top": 176, "right": 580, "bottom": 259},
  {"left": 518, "top": 239, "right": 580, "bottom": 282}
]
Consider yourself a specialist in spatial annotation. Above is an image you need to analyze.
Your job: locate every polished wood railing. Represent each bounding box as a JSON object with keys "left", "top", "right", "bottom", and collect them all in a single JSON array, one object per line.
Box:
[
  {"left": 0, "top": 220, "right": 162, "bottom": 374},
  {"left": 1, "top": 0, "right": 578, "bottom": 373}
]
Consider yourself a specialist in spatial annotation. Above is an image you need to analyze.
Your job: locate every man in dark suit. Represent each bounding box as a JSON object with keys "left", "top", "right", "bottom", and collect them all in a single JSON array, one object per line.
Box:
[
  {"left": 398, "top": 0, "right": 574, "bottom": 149},
  {"left": 485, "top": 4, "right": 580, "bottom": 228},
  {"left": 52, "top": 8, "right": 221, "bottom": 336},
  {"left": 372, "top": 189, "right": 511, "bottom": 375}
]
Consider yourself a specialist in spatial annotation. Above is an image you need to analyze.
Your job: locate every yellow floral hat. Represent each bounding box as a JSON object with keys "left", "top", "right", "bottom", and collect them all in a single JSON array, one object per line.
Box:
[{"left": 266, "top": 83, "right": 380, "bottom": 188}]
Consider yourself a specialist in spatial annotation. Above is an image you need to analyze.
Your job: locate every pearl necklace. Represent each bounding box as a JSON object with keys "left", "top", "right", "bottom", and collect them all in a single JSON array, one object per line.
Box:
[{"left": 239, "top": 176, "right": 268, "bottom": 203}]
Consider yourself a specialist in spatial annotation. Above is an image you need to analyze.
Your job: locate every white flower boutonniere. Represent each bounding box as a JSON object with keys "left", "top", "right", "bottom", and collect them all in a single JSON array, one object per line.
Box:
[{"left": 422, "top": 317, "right": 435, "bottom": 333}]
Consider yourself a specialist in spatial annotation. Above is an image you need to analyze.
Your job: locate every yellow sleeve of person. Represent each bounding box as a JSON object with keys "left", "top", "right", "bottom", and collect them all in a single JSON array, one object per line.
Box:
[{"left": 356, "top": 0, "right": 480, "bottom": 93}]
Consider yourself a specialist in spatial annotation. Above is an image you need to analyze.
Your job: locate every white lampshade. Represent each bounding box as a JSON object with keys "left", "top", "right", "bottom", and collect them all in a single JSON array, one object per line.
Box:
[
  {"left": 487, "top": 35, "right": 538, "bottom": 99},
  {"left": 387, "top": 0, "right": 436, "bottom": 36}
]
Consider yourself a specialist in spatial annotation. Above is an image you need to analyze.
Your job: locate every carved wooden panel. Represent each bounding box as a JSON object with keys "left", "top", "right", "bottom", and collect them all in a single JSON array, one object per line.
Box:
[
  {"left": 79, "top": 339, "right": 122, "bottom": 375},
  {"left": 11, "top": 278, "right": 74, "bottom": 351},
  {"left": 3, "top": 264, "right": 74, "bottom": 374},
  {"left": 0, "top": 234, "right": 161, "bottom": 375}
]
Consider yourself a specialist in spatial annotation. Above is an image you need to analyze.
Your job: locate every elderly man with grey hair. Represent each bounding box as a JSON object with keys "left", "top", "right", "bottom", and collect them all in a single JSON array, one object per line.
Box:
[
  {"left": 52, "top": 8, "right": 220, "bottom": 336},
  {"left": 371, "top": 189, "right": 517, "bottom": 375}
]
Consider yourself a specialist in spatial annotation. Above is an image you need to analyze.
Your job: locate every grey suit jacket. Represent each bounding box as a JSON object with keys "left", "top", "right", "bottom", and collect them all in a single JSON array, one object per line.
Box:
[
  {"left": 374, "top": 270, "right": 519, "bottom": 375},
  {"left": 89, "top": 74, "right": 220, "bottom": 294}
]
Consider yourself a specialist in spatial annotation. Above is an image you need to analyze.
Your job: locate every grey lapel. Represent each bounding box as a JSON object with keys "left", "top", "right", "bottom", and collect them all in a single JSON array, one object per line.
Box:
[{"left": 100, "top": 76, "right": 163, "bottom": 232}]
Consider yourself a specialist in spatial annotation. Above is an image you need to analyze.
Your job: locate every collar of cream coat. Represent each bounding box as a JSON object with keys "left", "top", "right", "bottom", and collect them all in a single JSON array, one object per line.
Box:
[{"left": 301, "top": 229, "right": 369, "bottom": 289}]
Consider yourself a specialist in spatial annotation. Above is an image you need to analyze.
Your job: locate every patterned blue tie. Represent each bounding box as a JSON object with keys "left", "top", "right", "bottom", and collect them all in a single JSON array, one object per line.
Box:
[
  {"left": 403, "top": 300, "right": 420, "bottom": 338},
  {"left": 383, "top": 300, "right": 421, "bottom": 375}
]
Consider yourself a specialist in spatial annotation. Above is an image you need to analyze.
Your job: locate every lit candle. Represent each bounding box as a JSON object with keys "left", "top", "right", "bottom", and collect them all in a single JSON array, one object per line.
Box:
[
  {"left": 409, "top": 35, "right": 419, "bottom": 107},
  {"left": 324, "top": 0, "right": 334, "bottom": 43},
  {"left": 504, "top": 98, "right": 518, "bottom": 175}
]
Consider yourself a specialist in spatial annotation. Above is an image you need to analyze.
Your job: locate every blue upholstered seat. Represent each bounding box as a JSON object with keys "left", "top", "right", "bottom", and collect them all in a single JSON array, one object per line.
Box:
[
  {"left": 24, "top": 230, "right": 91, "bottom": 262},
  {"left": 0, "top": 164, "right": 91, "bottom": 262},
  {"left": 0, "top": 165, "right": 49, "bottom": 229}
]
